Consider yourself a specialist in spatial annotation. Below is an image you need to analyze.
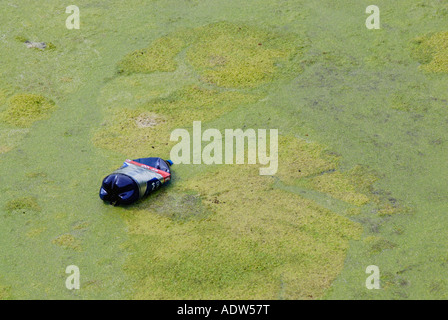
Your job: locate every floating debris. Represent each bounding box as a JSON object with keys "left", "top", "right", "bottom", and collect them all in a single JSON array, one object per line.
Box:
[
  {"left": 24, "top": 41, "right": 47, "bottom": 50},
  {"left": 100, "top": 157, "right": 173, "bottom": 206}
]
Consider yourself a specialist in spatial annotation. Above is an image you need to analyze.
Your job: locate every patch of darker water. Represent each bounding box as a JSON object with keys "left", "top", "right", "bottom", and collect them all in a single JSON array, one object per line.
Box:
[{"left": 124, "top": 186, "right": 211, "bottom": 222}]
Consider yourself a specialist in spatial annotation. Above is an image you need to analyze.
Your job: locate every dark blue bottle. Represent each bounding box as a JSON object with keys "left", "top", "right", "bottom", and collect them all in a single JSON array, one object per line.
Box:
[{"left": 99, "top": 157, "right": 173, "bottom": 206}]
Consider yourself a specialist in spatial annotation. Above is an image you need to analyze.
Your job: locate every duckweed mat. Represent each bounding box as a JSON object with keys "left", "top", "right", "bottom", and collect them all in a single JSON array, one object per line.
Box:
[{"left": 0, "top": 0, "right": 447, "bottom": 299}]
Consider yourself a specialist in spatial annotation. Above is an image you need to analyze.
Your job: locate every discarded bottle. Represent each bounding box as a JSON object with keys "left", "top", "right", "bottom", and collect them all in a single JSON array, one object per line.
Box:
[{"left": 99, "top": 157, "right": 173, "bottom": 206}]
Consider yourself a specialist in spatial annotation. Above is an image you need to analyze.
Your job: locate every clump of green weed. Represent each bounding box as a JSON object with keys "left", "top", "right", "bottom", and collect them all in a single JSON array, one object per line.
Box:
[
  {"left": 365, "top": 236, "right": 397, "bottom": 254},
  {"left": 93, "top": 85, "right": 258, "bottom": 158},
  {"left": 92, "top": 108, "right": 172, "bottom": 158},
  {"left": 145, "top": 85, "right": 258, "bottom": 124},
  {"left": 14, "top": 35, "right": 28, "bottom": 43},
  {"left": 52, "top": 234, "right": 82, "bottom": 251},
  {"left": 309, "top": 166, "right": 376, "bottom": 206},
  {"left": 26, "top": 227, "right": 46, "bottom": 238},
  {"left": 186, "top": 22, "right": 301, "bottom": 88},
  {"left": 310, "top": 172, "right": 370, "bottom": 206},
  {"left": 429, "top": 280, "right": 448, "bottom": 298},
  {"left": 390, "top": 92, "right": 428, "bottom": 113},
  {"left": 276, "top": 136, "right": 339, "bottom": 183},
  {"left": 72, "top": 221, "right": 89, "bottom": 230},
  {"left": 277, "top": 138, "right": 380, "bottom": 209},
  {"left": 46, "top": 42, "right": 56, "bottom": 50},
  {"left": 25, "top": 171, "right": 47, "bottom": 178},
  {"left": 117, "top": 22, "right": 303, "bottom": 88},
  {"left": 118, "top": 35, "right": 187, "bottom": 74},
  {"left": 1, "top": 94, "right": 56, "bottom": 127},
  {"left": 346, "top": 207, "right": 361, "bottom": 216},
  {"left": 0, "top": 285, "right": 11, "bottom": 300},
  {"left": 411, "top": 32, "right": 448, "bottom": 72},
  {"left": 5, "top": 196, "right": 41, "bottom": 214}
]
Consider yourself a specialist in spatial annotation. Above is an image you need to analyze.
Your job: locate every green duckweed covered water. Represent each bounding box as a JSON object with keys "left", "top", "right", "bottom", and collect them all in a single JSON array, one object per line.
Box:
[{"left": 0, "top": 0, "right": 447, "bottom": 299}]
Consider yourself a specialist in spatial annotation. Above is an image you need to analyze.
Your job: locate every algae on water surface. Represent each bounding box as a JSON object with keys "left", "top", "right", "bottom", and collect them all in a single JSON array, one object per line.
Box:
[
  {"left": 1, "top": 0, "right": 447, "bottom": 300},
  {"left": 94, "top": 21, "right": 385, "bottom": 299},
  {"left": 1, "top": 94, "right": 56, "bottom": 128},
  {"left": 412, "top": 31, "right": 448, "bottom": 73}
]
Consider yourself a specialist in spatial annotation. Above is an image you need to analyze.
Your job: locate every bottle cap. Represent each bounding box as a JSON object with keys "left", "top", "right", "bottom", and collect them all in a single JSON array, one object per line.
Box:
[{"left": 99, "top": 173, "right": 139, "bottom": 206}]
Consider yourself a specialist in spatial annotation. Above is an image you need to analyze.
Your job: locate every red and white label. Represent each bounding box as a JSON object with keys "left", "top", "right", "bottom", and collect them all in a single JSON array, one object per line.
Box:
[{"left": 125, "top": 159, "right": 171, "bottom": 182}]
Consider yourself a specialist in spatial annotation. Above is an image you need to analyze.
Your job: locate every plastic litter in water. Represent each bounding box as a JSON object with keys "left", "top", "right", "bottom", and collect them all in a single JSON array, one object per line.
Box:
[{"left": 99, "top": 157, "right": 172, "bottom": 206}]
